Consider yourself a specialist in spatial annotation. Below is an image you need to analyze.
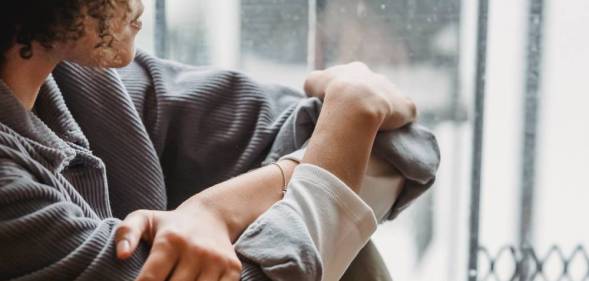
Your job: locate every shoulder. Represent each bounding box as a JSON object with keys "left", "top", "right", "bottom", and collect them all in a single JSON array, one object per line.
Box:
[
  {"left": 0, "top": 124, "right": 53, "bottom": 181},
  {"left": 0, "top": 133, "right": 64, "bottom": 204},
  {"left": 0, "top": 124, "right": 30, "bottom": 161}
]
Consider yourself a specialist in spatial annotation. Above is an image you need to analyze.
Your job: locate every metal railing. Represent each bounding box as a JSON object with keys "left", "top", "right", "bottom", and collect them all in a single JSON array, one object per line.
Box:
[
  {"left": 467, "top": 0, "right": 490, "bottom": 277},
  {"left": 468, "top": 0, "right": 554, "bottom": 280},
  {"left": 477, "top": 245, "right": 589, "bottom": 281}
]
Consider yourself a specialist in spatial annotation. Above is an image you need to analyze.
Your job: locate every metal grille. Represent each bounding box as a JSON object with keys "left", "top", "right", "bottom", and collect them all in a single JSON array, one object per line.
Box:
[{"left": 477, "top": 245, "right": 589, "bottom": 281}]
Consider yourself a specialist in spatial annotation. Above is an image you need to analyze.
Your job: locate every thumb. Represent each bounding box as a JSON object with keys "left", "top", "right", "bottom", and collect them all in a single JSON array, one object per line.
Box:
[{"left": 115, "top": 210, "right": 152, "bottom": 260}]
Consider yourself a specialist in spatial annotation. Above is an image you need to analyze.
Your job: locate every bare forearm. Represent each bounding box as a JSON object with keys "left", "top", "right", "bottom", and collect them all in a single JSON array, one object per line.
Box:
[
  {"left": 180, "top": 159, "right": 298, "bottom": 242},
  {"left": 302, "top": 93, "right": 383, "bottom": 192},
  {"left": 186, "top": 94, "right": 383, "bottom": 241},
  {"left": 178, "top": 64, "right": 411, "bottom": 244}
]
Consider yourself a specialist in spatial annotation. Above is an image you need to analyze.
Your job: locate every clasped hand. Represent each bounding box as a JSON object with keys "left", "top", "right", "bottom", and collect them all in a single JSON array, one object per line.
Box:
[{"left": 115, "top": 197, "right": 242, "bottom": 281}]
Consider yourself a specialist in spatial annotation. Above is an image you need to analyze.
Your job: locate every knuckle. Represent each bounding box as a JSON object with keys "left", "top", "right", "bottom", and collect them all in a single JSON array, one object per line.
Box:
[
  {"left": 336, "top": 78, "right": 371, "bottom": 95},
  {"left": 153, "top": 237, "right": 173, "bottom": 250},
  {"left": 376, "top": 73, "right": 389, "bottom": 82},
  {"left": 305, "top": 70, "right": 323, "bottom": 84},
  {"left": 307, "top": 70, "right": 323, "bottom": 79},
  {"left": 349, "top": 61, "right": 369, "bottom": 70},
  {"left": 304, "top": 70, "right": 329, "bottom": 93},
  {"left": 228, "top": 257, "right": 242, "bottom": 271},
  {"left": 137, "top": 273, "right": 158, "bottom": 281},
  {"left": 129, "top": 209, "right": 149, "bottom": 218},
  {"left": 186, "top": 241, "right": 205, "bottom": 255},
  {"left": 191, "top": 243, "right": 213, "bottom": 257},
  {"left": 205, "top": 249, "right": 225, "bottom": 264},
  {"left": 116, "top": 224, "right": 132, "bottom": 234},
  {"left": 328, "top": 77, "right": 355, "bottom": 91},
  {"left": 225, "top": 269, "right": 242, "bottom": 280},
  {"left": 325, "top": 79, "right": 353, "bottom": 98},
  {"left": 159, "top": 230, "right": 185, "bottom": 246},
  {"left": 141, "top": 272, "right": 160, "bottom": 281},
  {"left": 303, "top": 79, "right": 314, "bottom": 94}
]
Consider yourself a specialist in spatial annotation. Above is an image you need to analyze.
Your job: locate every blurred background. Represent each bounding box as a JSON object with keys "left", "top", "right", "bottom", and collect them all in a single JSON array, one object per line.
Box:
[{"left": 135, "top": 0, "right": 589, "bottom": 280}]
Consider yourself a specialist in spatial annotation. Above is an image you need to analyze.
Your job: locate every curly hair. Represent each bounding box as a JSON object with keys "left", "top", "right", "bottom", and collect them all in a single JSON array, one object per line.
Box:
[{"left": 0, "top": 0, "right": 128, "bottom": 66}]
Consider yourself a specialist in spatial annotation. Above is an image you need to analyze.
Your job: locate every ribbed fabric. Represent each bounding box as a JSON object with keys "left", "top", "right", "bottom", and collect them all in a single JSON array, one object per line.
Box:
[
  {"left": 0, "top": 49, "right": 440, "bottom": 281},
  {"left": 0, "top": 50, "right": 312, "bottom": 280}
]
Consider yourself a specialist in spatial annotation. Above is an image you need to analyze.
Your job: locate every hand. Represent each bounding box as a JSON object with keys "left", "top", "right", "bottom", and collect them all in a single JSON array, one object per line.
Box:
[
  {"left": 115, "top": 198, "right": 242, "bottom": 281},
  {"left": 304, "top": 62, "right": 417, "bottom": 130}
]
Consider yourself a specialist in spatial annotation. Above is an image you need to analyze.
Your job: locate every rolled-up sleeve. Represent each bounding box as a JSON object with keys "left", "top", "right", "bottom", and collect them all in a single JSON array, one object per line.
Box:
[{"left": 236, "top": 163, "right": 378, "bottom": 281}]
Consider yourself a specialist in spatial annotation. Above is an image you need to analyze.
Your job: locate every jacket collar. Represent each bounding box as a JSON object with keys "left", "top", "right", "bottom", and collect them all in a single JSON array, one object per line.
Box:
[
  {"left": 0, "top": 75, "right": 90, "bottom": 171},
  {"left": 35, "top": 75, "right": 90, "bottom": 149}
]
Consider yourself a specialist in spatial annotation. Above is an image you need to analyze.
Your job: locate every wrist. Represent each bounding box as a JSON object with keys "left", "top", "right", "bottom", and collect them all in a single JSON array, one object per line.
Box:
[
  {"left": 177, "top": 160, "right": 300, "bottom": 243},
  {"left": 277, "top": 159, "right": 298, "bottom": 184},
  {"left": 303, "top": 93, "right": 382, "bottom": 190},
  {"left": 179, "top": 194, "right": 238, "bottom": 240}
]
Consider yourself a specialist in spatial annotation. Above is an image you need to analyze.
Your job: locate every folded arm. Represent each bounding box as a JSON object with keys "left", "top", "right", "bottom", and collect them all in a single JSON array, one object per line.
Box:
[{"left": 116, "top": 62, "right": 417, "bottom": 281}]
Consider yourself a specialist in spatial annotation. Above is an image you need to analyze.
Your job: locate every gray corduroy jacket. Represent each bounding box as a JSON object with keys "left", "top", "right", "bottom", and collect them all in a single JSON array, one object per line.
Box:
[{"left": 0, "top": 50, "right": 440, "bottom": 281}]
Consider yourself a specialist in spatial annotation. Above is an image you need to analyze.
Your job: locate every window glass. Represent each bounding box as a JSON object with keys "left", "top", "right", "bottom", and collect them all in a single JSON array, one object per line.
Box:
[
  {"left": 308, "top": 1, "right": 468, "bottom": 280},
  {"left": 137, "top": 0, "right": 470, "bottom": 280},
  {"left": 136, "top": 0, "right": 589, "bottom": 280},
  {"left": 478, "top": 0, "right": 589, "bottom": 279}
]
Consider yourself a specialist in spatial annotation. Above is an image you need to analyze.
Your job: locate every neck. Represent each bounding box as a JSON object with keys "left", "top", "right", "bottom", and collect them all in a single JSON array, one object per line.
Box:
[{"left": 0, "top": 43, "right": 61, "bottom": 110}]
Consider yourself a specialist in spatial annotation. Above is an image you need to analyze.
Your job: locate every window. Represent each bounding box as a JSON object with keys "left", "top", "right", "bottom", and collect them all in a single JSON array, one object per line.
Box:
[{"left": 136, "top": 0, "right": 589, "bottom": 280}]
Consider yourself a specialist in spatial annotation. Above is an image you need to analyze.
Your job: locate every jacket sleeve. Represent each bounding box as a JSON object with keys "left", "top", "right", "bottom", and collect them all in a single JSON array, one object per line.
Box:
[
  {"left": 0, "top": 158, "right": 149, "bottom": 281},
  {"left": 117, "top": 50, "right": 307, "bottom": 208},
  {"left": 0, "top": 155, "right": 301, "bottom": 281},
  {"left": 116, "top": 50, "right": 440, "bottom": 280},
  {"left": 117, "top": 51, "right": 324, "bottom": 281}
]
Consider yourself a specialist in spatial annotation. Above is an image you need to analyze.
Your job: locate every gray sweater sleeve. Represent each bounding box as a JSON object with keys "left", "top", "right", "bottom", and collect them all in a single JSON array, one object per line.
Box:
[
  {"left": 0, "top": 152, "right": 315, "bottom": 281},
  {"left": 112, "top": 50, "right": 438, "bottom": 280},
  {"left": 0, "top": 48, "right": 438, "bottom": 281},
  {"left": 0, "top": 158, "right": 148, "bottom": 281},
  {"left": 114, "top": 51, "right": 323, "bottom": 280}
]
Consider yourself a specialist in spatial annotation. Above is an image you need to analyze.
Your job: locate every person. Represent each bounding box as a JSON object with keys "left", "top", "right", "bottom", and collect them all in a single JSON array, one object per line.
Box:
[{"left": 0, "top": 0, "right": 439, "bottom": 280}]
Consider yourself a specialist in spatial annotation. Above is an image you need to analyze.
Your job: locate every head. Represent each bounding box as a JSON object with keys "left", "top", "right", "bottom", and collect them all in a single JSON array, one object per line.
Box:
[{"left": 0, "top": 0, "right": 144, "bottom": 69}]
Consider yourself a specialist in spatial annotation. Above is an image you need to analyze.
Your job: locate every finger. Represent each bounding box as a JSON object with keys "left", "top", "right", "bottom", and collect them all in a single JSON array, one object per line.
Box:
[
  {"left": 168, "top": 252, "right": 201, "bottom": 281},
  {"left": 218, "top": 255, "right": 242, "bottom": 281},
  {"left": 196, "top": 265, "right": 223, "bottom": 281},
  {"left": 393, "top": 97, "right": 418, "bottom": 127},
  {"left": 380, "top": 91, "right": 418, "bottom": 130},
  {"left": 405, "top": 97, "right": 418, "bottom": 122},
  {"left": 115, "top": 210, "right": 151, "bottom": 259},
  {"left": 219, "top": 270, "right": 241, "bottom": 281},
  {"left": 136, "top": 239, "right": 179, "bottom": 281}
]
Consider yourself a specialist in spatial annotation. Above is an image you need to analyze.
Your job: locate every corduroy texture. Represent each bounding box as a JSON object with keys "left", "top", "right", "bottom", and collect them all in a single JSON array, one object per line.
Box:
[{"left": 0, "top": 49, "right": 440, "bottom": 280}]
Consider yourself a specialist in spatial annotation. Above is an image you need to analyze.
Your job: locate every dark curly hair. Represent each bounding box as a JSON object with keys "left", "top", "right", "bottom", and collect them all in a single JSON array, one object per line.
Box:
[{"left": 0, "top": 0, "right": 129, "bottom": 66}]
